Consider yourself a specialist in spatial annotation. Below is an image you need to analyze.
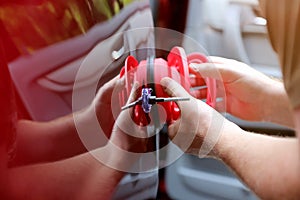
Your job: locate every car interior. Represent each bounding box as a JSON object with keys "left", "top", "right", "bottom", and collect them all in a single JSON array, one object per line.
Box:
[{"left": 2, "top": 0, "right": 295, "bottom": 199}]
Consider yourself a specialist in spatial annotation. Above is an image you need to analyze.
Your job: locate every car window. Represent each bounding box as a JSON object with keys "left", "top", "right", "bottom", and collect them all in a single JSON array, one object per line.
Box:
[{"left": 0, "top": 0, "right": 135, "bottom": 56}]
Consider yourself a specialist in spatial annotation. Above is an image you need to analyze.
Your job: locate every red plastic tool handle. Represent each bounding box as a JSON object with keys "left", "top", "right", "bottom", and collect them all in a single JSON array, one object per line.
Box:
[{"left": 119, "top": 47, "right": 217, "bottom": 126}]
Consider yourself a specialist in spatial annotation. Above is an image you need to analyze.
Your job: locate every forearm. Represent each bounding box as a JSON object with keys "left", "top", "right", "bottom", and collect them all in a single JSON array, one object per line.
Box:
[
  {"left": 263, "top": 80, "right": 294, "bottom": 128},
  {"left": 13, "top": 113, "right": 87, "bottom": 166},
  {"left": 8, "top": 146, "right": 126, "bottom": 200},
  {"left": 214, "top": 121, "right": 300, "bottom": 199}
]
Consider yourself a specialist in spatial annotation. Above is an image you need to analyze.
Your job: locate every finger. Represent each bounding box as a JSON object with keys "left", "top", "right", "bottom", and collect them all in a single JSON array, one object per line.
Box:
[
  {"left": 160, "top": 77, "right": 190, "bottom": 98},
  {"left": 189, "top": 74, "right": 206, "bottom": 87},
  {"left": 126, "top": 81, "right": 139, "bottom": 105},
  {"left": 208, "top": 56, "right": 257, "bottom": 81},
  {"left": 161, "top": 77, "right": 194, "bottom": 113},
  {"left": 98, "top": 76, "right": 122, "bottom": 98},
  {"left": 167, "top": 118, "right": 198, "bottom": 154},
  {"left": 115, "top": 82, "right": 147, "bottom": 138},
  {"left": 167, "top": 120, "right": 180, "bottom": 140},
  {"left": 118, "top": 81, "right": 138, "bottom": 117},
  {"left": 208, "top": 56, "right": 237, "bottom": 64},
  {"left": 190, "top": 88, "right": 207, "bottom": 99},
  {"left": 190, "top": 63, "right": 223, "bottom": 80},
  {"left": 190, "top": 62, "right": 240, "bottom": 85},
  {"left": 102, "top": 76, "right": 119, "bottom": 92},
  {"left": 94, "top": 76, "right": 122, "bottom": 105},
  {"left": 114, "top": 76, "right": 125, "bottom": 93}
]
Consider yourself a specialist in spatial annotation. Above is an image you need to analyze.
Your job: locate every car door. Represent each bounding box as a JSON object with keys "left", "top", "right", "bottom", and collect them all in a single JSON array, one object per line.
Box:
[{"left": 3, "top": 0, "right": 158, "bottom": 199}]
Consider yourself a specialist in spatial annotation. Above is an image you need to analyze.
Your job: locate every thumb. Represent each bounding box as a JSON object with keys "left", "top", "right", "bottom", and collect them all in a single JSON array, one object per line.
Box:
[
  {"left": 167, "top": 119, "right": 180, "bottom": 139},
  {"left": 126, "top": 81, "right": 139, "bottom": 105},
  {"left": 160, "top": 77, "right": 190, "bottom": 98},
  {"left": 190, "top": 63, "right": 222, "bottom": 80}
]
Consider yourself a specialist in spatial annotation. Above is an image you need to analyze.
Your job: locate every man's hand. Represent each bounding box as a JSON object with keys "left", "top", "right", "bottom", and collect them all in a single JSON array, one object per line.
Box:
[
  {"left": 109, "top": 82, "right": 148, "bottom": 153},
  {"left": 91, "top": 76, "right": 123, "bottom": 138},
  {"left": 93, "top": 82, "right": 151, "bottom": 173},
  {"left": 190, "top": 57, "right": 293, "bottom": 127},
  {"left": 160, "top": 77, "right": 234, "bottom": 157}
]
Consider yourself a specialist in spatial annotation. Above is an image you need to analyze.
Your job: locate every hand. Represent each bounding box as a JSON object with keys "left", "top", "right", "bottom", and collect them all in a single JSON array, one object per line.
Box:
[
  {"left": 190, "top": 57, "right": 290, "bottom": 123},
  {"left": 96, "top": 82, "right": 150, "bottom": 173},
  {"left": 160, "top": 77, "right": 233, "bottom": 157},
  {"left": 109, "top": 82, "right": 148, "bottom": 153},
  {"left": 91, "top": 76, "right": 122, "bottom": 138}
]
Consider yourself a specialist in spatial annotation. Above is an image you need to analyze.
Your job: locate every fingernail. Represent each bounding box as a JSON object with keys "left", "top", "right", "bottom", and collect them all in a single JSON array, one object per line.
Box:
[
  {"left": 118, "top": 77, "right": 125, "bottom": 85},
  {"left": 132, "top": 81, "right": 140, "bottom": 90},
  {"left": 161, "top": 77, "right": 171, "bottom": 86},
  {"left": 190, "top": 63, "right": 198, "bottom": 71}
]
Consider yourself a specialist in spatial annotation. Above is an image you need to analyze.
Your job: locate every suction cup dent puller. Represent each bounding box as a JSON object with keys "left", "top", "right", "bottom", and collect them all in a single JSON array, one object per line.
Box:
[
  {"left": 187, "top": 53, "right": 217, "bottom": 108},
  {"left": 119, "top": 46, "right": 217, "bottom": 126},
  {"left": 121, "top": 87, "right": 190, "bottom": 114}
]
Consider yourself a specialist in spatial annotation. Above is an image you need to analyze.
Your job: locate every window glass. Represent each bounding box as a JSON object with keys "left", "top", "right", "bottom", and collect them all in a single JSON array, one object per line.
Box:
[{"left": 0, "top": 0, "right": 134, "bottom": 55}]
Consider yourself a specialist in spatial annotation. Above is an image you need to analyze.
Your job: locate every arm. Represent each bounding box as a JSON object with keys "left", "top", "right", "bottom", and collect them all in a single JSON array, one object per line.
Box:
[
  {"left": 215, "top": 117, "right": 300, "bottom": 199},
  {"left": 7, "top": 82, "right": 146, "bottom": 200},
  {"left": 8, "top": 146, "right": 126, "bottom": 200},
  {"left": 12, "top": 76, "right": 119, "bottom": 166},
  {"left": 161, "top": 77, "right": 300, "bottom": 199},
  {"left": 13, "top": 117, "right": 86, "bottom": 166},
  {"left": 190, "top": 57, "right": 294, "bottom": 128}
]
